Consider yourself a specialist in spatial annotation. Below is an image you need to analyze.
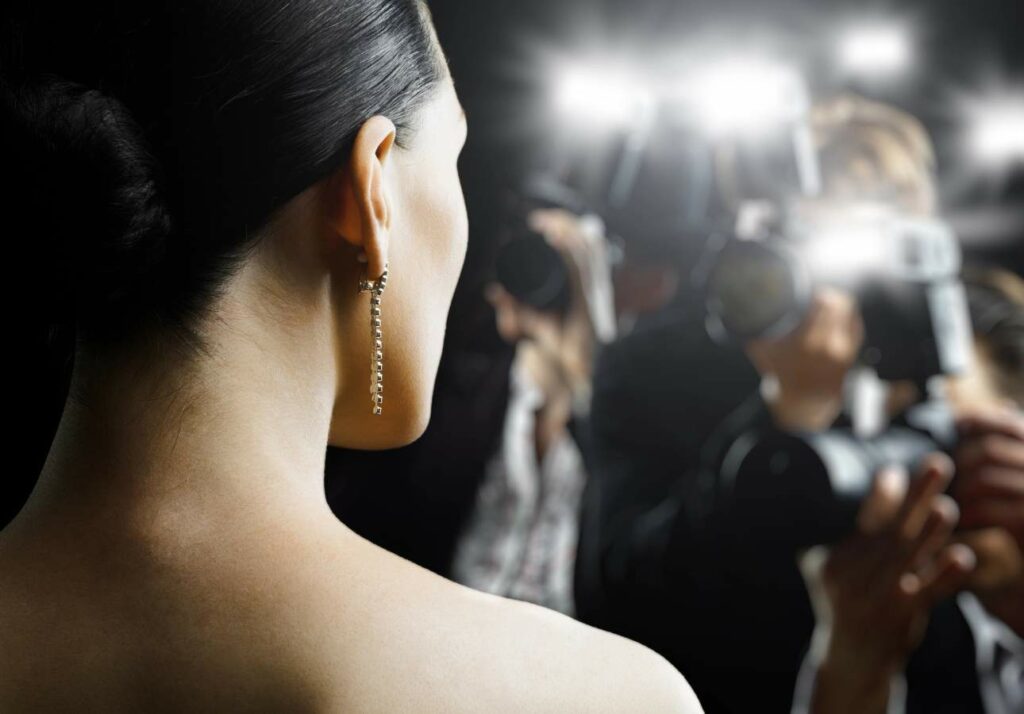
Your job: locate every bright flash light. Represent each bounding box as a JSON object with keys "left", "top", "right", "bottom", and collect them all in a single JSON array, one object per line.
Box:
[
  {"left": 687, "top": 60, "right": 807, "bottom": 136},
  {"left": 804, "top": 224, "right": 891, "bottom": 280},
  {"left": 838, "top": 24, "right": 912, "bottom": 76},
  {"left": 968, "top": 96, "right": 1024, "bottom": 164},
  {"left": 554, "top": 67, "right": 650, "bottom": 128}
]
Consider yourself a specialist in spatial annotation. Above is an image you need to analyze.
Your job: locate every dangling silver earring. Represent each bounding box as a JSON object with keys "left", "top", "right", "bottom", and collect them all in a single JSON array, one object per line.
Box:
[{"left": 358, "top": 263, "right": 388, "bottom": 416}]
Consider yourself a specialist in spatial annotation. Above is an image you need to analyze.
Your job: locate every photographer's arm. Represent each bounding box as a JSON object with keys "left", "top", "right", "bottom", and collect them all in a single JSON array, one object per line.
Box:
[
  {"left": 746, "top": 288, "right": 863, "bottom": 432},
  {"left": 796, "top": 457, "right": 975, "bottom": 714},
  {"left": 575, "top": 385, "right": 776, "bottom": 625},
  {"left": 792, "top": 644, "right": 904, "bottom": 714}
]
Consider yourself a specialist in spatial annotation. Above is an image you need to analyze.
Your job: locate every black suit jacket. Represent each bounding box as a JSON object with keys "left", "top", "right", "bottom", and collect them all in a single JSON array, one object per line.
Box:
[
  {"left": 575, "top": 310, "right": 996, "bottom": 713},
  {"left": 905, "top": 599, "right": 987, "bottom": 714},
  {"left": 575, "top": 311, "right": 825, "bottom": 713}
]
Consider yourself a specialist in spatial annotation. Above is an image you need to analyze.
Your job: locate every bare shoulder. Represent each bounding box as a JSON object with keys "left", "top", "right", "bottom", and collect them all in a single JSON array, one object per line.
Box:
[
  {"left": 0, "top": 511, "right": 702, "bottom": 713},
  {"left": 298, "top": 527, "right": 703, "bottom": 713},
  {"left": 467, "top": 593, "right": 703, "bottom": 714}
]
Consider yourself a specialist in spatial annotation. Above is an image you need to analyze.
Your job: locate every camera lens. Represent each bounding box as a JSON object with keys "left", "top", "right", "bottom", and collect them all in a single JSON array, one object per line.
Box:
[
  {"left": 494, "top": 229, "right": 571, "bottom": 314},
  {"left": 706, "top": 240, "right": 806, "bottom": 340}
]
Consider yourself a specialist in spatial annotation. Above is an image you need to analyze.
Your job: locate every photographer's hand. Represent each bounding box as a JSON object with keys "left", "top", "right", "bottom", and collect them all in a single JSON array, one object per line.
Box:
[
  {"left": 952, "top": 407, "right": 1024, "bottom": 636},
  {"left": 746, "top": 288, "right": 863, "bottom": 432},
  {"left": 803, "top": 455, "right": 975, "bottom": 714},
  {"left": 955, "top": 407, "right": 1024, "bottom": 544},
  {"left": 526, "top": 208, "right": 615, "bottom": 410}
]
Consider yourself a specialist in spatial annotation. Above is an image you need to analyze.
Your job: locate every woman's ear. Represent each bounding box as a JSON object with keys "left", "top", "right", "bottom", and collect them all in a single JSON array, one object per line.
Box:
[{"left": 327, "top": 115, "right": 397, "bottom": 279}]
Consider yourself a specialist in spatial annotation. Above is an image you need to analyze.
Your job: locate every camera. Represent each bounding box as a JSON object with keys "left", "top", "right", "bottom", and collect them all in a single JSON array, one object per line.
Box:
[
  {"left": 715, "top": 398, "right": 957, "bottom": 550},
  {"left": 493, "top": 175, "right": 619, "bottom": 317},
  {"left": 494, "top": 226, "right": 573, "bottom": 315},
  {"left": 702, "top": 202, "right": 974, "bottom": 383},
  {"left": 699, "top": 203, "right": 975, "bottom": 548}
]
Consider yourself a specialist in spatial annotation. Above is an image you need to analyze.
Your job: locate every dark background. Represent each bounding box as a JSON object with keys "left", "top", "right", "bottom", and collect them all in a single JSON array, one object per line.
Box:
[{"left": 7, "top": 0, "right": 1024, "bottom": 524}]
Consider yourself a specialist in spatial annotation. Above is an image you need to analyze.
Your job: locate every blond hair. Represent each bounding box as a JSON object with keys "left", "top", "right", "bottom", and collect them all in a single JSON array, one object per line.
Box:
[{"left": 810, "top": 94, "right": 938, "bottom": 215}]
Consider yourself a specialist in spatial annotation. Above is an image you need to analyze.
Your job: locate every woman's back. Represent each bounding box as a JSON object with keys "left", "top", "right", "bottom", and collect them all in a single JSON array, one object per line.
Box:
[{"left": 0, "top": 496, "right": 698, "bottom": 713}]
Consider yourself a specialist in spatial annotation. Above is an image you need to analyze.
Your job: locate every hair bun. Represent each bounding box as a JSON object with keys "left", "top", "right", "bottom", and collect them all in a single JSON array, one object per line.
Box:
[{"left": 2, "top": 77, "right": 172, "bottom": 332}]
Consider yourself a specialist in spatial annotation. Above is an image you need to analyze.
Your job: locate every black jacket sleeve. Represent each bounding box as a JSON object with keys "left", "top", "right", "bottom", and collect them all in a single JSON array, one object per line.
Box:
[{"left": 572, "top": 316, "right": 816, "bottom": 713}]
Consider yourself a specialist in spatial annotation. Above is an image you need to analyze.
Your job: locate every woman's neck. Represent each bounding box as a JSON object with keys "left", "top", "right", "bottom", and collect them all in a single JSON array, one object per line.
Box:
[{"left": 26, "top": 265, "right": 340, "bottom": 529}]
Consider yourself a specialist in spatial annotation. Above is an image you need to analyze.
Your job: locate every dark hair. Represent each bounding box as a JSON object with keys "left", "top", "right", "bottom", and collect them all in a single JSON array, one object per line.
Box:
[
  {"left": 963, "top": 266, "right": 1024, "bottom": 405},
  {"left": 2, "top": 1, "right": 445, "bottom": 349}
]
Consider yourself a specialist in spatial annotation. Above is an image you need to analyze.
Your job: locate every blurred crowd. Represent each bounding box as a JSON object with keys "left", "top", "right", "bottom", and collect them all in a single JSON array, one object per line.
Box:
[{"left": 328, "top": 92, "right": 1023, "bottom": 714}]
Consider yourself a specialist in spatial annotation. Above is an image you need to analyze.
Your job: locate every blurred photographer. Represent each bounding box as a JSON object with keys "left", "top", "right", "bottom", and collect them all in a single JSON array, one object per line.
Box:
[
  {"left": 737, "top": 94, "right": 943, "bottom": 431},
  {"left": 573, "top": 94, "right": 983, "bottom": 712},
  {"left": 450, "top": 206, "right": 616, "bottom": 615},
  {"left": 950, "top": 269, "right": 1024, "bottom": 640},
  {"left": 795, "top": 267, "right": 1024, "bottom": 714}
]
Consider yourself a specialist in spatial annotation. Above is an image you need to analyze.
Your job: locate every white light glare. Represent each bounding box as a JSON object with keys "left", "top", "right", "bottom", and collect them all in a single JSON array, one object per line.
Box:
[
  {"left": 968, "top": 96, "right": 1024, "bottom": 165},
  {"left": 688, "top": 60, "right": 808, "bottom": 136},
  {"left": 838, "top": 24, "right": 912, "bottom": 76},
  {"left": 554, "top": 67, "right": 650, "bottom": 127},
  {"left": 804, "top": 222, "right": 890, "bottom": 280}
]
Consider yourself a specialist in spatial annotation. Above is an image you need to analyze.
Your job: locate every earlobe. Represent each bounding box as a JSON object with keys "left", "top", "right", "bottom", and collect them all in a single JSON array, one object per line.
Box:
[{"left": 328, "top": 115, "right": 397, "bottom": 279}]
